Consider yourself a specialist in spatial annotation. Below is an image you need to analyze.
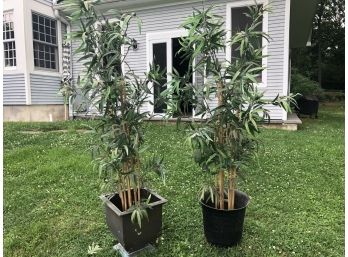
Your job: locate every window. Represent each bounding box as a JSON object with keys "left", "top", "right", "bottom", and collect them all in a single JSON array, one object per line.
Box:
[
  {"left": 3, "top": 11, "right": 16, "bottom": 67},
  {"left": 32, "top": 13, "right": 58, "bottom": 71},
  {"left": 230, "top": 5, "right": 264, "bottom": 82}
]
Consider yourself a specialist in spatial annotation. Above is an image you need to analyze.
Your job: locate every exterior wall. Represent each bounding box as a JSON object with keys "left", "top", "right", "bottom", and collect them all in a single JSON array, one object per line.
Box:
[
  {"left": 3, "top": 0, "right": 28, "bottom": 74},
  {"left": 30, "top": 74, "right": 64, "bottom": 104},
  {"left": 70, "top": 0, "right": 288, "bottom": 120},
  {"left": 2, "top": 0, "right": 64, "bottom": 108},
  {"left": 3, "top": 74, "right": 26, "bottom": 105},
  {"left": 4, "top": 105, "right": 65, "bottom": 122},
  {"left": 23, "top": 0, "right": 64, "bottom": 105}
]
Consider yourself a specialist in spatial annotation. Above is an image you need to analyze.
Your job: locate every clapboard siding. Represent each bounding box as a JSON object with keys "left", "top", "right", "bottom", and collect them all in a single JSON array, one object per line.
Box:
[
  {"left": 30, "top": 74, "right": 64, "bottom": 104},
  {"left": 3, "top": 74, "right": 26, "bottom": 105},
  {"left": 71, "top": 0, "right": 287, "bottom": 119}
]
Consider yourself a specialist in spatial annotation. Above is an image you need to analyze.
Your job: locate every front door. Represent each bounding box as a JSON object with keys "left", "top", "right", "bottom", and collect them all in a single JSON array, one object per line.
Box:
[{"left": 147, "top": 30, "right": 193, "bottom": 116}]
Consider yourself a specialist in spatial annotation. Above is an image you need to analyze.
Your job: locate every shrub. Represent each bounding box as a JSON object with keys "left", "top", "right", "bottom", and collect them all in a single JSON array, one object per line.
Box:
[
  {"left": 318, "top": 91, "right": 345, "bottom": 102},
  {"left": 290, "top": 70, "right": 322, "bottom": 98}
]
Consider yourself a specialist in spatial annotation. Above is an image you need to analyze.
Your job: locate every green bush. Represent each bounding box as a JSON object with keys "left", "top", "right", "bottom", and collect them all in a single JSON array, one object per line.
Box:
[
  {"left": 318, "top": 91, "right": 345, "bottom": 102},
  {"left": 290, "top": 70, "right": 322, "bottom": 98}
]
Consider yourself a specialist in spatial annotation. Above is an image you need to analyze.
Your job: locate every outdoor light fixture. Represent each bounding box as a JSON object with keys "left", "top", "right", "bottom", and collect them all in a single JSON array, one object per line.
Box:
[{"left": 131, "top": 38, "right": 138, "bottom": 50}]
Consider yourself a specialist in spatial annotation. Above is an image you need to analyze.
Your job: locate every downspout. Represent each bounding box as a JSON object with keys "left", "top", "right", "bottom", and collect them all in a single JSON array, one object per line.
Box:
[{"left": 52, "top": 0, "right": 73, "bottom": 119}]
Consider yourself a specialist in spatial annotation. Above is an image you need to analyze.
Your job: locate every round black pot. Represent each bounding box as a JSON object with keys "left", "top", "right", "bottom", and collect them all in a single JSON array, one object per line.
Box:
[{"left": 200, "top": 190, "right": 250, "bottom": 247}]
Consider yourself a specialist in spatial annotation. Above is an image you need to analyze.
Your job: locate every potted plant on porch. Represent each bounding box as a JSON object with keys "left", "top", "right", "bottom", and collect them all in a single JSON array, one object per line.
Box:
[
  {"left": 291, "top": 69, "right": 322, "bottom": 118},
  {"left": 63, "top": 0, "right": 167, "bottom": 254},
  {"left": 162, "top": 5, "right": 295, "bottom": 247}
]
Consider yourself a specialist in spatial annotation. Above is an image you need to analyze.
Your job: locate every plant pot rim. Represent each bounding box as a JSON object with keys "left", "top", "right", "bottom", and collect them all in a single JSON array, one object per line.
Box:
[
  {"left": 200, "top": 190, "right": 250, "bottom": 212},
  {"left": 100, "top": 188, "right": 167, "bottom": 216}
]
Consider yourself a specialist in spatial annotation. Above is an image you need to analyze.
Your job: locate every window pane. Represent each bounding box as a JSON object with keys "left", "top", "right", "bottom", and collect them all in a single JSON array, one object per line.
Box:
[
  {"left": 33, "top": 14, "right": 38, "bottom": 22},
  {"left": 231, "top": 6, "right": 262, "bottom": 81},
  {"left": 33, "top": 31, "right": 39, "bottom": 40},
  {"left": 33, "top": 13, "right": 57, "bottom": 46},
  {"left": 39, "top": 24, "right": 44, "bottom": 33},
  {"left": 231, "top": 6, "right": 263, "bottom": 55},
  {"left": 3, "top": 40, "right": 17, "bottom": 67},
  {"left": 153, "top": 42, "right": 167, "bottom": 113},
  {"left": 33, "top": 42, "right": 57, "bottom": 70}
]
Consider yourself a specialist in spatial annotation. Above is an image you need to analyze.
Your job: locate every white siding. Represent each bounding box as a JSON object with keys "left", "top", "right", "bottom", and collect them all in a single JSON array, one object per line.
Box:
[
  {"left": 30, "top": 74, "right": 64, "bottom": 104},
  {"left": 3, "top": 73, "right": 26, "bottom": 105},
  {"left": 71, "top": 0, "right": 287, "bottom": 120}
]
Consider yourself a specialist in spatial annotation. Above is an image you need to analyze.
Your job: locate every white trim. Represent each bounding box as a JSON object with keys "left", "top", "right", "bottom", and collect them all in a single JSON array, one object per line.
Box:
[
  {"left": 4, "top": 67, "right": 17, "bottom": 71},
  {"left": 146, "top": 29, "right": 188, "bottom": 115},
  {"left": 31, "top": 70, "right": 61, "bottom": 77},
  {"left": 225, "top": 0, "right": 268, "bottom": 88},
  {"left": 57, "top": 20, "right": 63, "bottom": 74},
  {"left": 282, "top": 0, "right": 291, "bottom": 121}
]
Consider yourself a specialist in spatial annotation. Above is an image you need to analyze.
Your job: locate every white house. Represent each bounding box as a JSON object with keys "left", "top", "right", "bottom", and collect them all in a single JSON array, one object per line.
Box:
[
  {"left": 3, "top": 0, "right": 69, "bottom": 121},
  {"left": 3, "top": 0, "right": 319, "bottom": 126}
]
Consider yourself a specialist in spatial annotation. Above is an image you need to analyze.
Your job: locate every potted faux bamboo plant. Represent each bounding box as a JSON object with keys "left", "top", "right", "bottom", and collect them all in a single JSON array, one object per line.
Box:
[
  {"left": 63, "top": 0, "right": 167, "bottom": 253},
  {"left": 162, "top": 5, "right": 295, "bottom": 247}
]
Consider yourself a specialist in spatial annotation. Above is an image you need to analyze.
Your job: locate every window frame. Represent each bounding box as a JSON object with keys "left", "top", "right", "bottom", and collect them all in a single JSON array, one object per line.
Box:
[
  {"left": 3, "top": 10, "right": 17, "bottom": 69},
  {"left": 226, "top": 0, "right": 268, "bottom": 87},
  {"left": 32, "top": 11, "right": 59, "bottom": 72}
]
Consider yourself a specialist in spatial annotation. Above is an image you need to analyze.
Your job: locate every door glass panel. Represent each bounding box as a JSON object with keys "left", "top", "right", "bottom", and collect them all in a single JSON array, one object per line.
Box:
[
  {"left": 231, "top": 6, "right": 262, "bottom": 81},
  {"left": 172, "top": 37, "right": 193, "bottom": 116},
  {"left": 153, "top": 42, "right": 167, "bottom": 113}
]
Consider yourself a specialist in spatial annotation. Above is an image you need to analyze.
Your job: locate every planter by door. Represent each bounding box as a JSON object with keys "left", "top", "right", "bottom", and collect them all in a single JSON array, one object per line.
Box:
[
  {"left": 100, "top": 188, "right": 167, "bottom": 252},
  {"left": 200, "top": 190, "right": 250, "bottom": 247},
  {"left": 296, "top": 96, "right": 319, "bottom": 118}
]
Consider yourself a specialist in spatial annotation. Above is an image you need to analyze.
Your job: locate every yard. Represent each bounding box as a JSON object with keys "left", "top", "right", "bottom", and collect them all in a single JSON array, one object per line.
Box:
[{"left": 4, "top": 102, "right": 344, "bottom": 257}]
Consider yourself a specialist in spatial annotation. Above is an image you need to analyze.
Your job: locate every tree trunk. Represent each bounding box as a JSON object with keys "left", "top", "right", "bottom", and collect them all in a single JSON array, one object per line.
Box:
[{"left": 317, "top": 0, "right": 324, "bottom": 88}]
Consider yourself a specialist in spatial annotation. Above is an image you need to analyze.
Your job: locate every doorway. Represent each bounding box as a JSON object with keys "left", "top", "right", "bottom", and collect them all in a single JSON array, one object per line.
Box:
[{"left": 147, "top": 30, "right": 193, "bottom": 116}]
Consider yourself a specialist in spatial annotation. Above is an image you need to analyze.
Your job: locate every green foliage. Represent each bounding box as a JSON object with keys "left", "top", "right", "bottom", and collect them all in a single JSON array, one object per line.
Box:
[
  {"left": 291, "top": 0, "right": 345, "bottom": 90},
  {"left": 61, "top": 0, "right": 163, "bottom": 226},
  {"left": 58, "top": 76, "right": 75, "bottom": 104},
  {"left": 291, "top": 69, "right": 323, "bottom": 97},
  {"left": 162, "top": 6, "right": 295, "bottom": 188},
  {"left": 318, "top": 90, "right": 345, "bottom": 102}
]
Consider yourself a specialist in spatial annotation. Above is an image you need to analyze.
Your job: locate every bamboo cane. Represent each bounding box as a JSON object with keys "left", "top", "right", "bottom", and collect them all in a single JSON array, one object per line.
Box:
[
  {"left": 218, "top": 170, "right": 224, "bottom": 209},
  {"left": 228, "top": 168, "right": 236, "bottom": 210},
  {"left": 119, "top": 185, "right": 125, "bottom": 211},
  {"left": 133, "top": 175, "right": 137, "bottom": 205},
  {"left": 127, "top": 175, "right": 132, "bottom": 208}
]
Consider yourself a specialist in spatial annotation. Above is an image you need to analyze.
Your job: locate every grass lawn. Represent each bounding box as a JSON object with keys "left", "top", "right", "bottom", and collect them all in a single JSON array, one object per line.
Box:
[{"left": 4, "top": 102, "right": 344, "bottom": 257}]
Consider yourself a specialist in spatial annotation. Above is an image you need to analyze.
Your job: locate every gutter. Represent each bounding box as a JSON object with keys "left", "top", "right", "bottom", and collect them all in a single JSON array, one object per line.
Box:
[{"left": 52, "top": 0, "right": 73, "bottom": 119}]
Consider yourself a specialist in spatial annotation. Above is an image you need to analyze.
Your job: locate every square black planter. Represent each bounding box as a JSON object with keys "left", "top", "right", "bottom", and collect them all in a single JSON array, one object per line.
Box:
[{"left": 100, "top": 188, "right": 167, "bottom": 253}]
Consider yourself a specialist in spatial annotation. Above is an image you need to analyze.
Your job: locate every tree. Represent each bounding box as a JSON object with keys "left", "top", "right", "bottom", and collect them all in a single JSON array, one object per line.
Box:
[{"left": 292, "top": 0, "right": 345, "bottom": 90}]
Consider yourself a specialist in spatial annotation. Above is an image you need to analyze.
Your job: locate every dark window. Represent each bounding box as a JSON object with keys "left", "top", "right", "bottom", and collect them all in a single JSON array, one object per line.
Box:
[
  {"left": 3, "top": 12, "right": 16, "bottom": 67},
  {"left": 32, "top": 13, "right": 58, "bottom": 70},
  {"left": 231, "top": 6, "right": 263, "bottom": 81},
  {"left": 153, "top": 42, "right": 167, "bottom": 113}
]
